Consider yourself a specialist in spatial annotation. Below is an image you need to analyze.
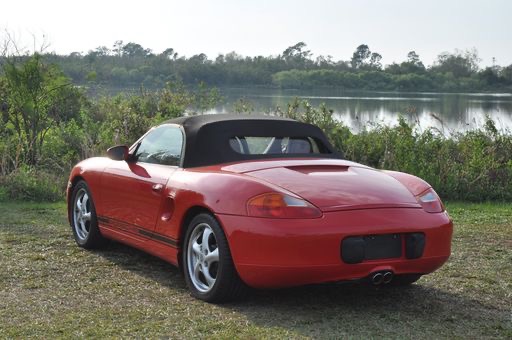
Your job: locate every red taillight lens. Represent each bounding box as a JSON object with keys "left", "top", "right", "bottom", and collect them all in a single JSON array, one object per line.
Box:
[
  {"left": 416, "top": 188, "right": 444, "bottom": 213},
  {"left": 247, "top": 193, "right": 322, "bottom": 219}
]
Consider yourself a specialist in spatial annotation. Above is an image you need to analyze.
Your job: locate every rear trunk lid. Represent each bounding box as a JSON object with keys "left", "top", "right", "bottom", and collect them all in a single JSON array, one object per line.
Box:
[{"left": 223, "top": 159, "right": 420, "bottom": 211}]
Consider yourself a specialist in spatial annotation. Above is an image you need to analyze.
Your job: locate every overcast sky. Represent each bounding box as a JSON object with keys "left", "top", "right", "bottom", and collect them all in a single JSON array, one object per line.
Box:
[{"left": 1, "top": 0, "right": 511, "bottom": 67}]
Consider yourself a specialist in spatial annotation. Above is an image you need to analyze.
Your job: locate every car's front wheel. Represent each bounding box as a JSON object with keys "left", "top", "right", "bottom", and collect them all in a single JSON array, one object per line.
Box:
[
  {"left": 70, "top": 180, "right": 105, "bottom": 249},
  {"left": 183, "top": 213, "right": 246, "bottom": 302}
]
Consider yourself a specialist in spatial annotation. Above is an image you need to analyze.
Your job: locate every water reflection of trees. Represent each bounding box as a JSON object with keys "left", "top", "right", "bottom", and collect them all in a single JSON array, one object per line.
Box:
[{"left": 215, "top": 89, "right": 512, "bottom": 133}]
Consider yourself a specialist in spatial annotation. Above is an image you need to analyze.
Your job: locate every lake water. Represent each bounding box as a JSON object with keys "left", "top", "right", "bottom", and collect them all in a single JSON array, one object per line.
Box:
[{"left": 207, "top": 88, "right": 512, "bottom": 134}]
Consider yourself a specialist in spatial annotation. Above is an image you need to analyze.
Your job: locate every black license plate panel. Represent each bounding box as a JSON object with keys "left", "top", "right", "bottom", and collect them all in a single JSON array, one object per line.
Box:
[{"left": 364, "top": 234, "right": 402, "bottom": 260}]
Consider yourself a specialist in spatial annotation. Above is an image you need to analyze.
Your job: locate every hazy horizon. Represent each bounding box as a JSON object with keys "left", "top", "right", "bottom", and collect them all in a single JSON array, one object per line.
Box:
[{"left": 1, "top": 0, "right": 511, "bottom": 67}]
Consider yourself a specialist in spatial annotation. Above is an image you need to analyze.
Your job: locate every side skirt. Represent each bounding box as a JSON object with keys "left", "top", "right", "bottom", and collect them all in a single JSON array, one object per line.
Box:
[{"left": 97, "top": 215, "right": 180, "bottom": 267}]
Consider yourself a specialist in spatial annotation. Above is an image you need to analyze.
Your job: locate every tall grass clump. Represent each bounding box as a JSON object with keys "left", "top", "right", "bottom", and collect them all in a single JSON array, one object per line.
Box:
[{"left": 0, "top": 166, "right": 65, "bottom": 202}]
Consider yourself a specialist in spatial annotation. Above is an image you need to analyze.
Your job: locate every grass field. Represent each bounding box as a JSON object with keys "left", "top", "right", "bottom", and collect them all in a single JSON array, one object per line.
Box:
[{"left": 0, "top": 202, "right": 510, "bottom": 338}]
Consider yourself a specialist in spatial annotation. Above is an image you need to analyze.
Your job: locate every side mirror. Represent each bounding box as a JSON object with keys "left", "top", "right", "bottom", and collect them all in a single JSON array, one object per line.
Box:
[{"left": 107, "top": 145, "right": 129, "bottom": 161}]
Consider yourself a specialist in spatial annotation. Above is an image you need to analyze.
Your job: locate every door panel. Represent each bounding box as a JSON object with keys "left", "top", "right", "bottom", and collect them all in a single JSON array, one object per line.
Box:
[
  {"left": 99, "top": 162, "right": 176, "bottom": 234},
  {"left": 97, "top": 124, "right": 184, "bottom": 239}
]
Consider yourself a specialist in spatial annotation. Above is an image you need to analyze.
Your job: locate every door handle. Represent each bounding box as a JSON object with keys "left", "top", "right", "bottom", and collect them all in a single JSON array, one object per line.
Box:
[{"left": 152, "top": 184, "right": 164, "bottom": 192}]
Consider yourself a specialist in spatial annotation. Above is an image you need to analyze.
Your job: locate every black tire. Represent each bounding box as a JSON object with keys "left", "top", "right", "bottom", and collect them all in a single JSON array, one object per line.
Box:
[
  {"left": 69, "top": 180, "right": 106, "bottom": 249},
  {"left": 182, "top": 213, "right": 247, "bottom": 302},
  {"left": 390, "top": 274, "right": 422, "bottom": 286}
]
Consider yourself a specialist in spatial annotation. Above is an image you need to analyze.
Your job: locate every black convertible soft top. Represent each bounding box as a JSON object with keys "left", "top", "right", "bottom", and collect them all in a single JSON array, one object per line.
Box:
[{"left": 165, "top": 114, "right": 341, "bottom": 168}]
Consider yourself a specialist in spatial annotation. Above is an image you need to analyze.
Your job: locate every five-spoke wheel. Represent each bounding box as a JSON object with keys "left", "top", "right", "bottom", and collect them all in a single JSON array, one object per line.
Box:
[
  {"left": 70, "top": 181, "right": 105, "bottom": 248},
  {"left": 183, "top": 213, "right": 247, "bottom": 302},
  {"left": 73, "top": 188, "right": 92, "bottom": 241},
  {"left": 187, "top": 223, "right": 220, "bottom": 293}
]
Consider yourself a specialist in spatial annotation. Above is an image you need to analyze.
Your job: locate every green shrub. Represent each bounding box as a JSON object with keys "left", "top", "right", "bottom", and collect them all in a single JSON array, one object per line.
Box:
[
  {"left": 0, "top": 167, "right": 65, "bottom": 202},
  {"left": 0, "top": 186, "right": 7, "bottom": 202}
]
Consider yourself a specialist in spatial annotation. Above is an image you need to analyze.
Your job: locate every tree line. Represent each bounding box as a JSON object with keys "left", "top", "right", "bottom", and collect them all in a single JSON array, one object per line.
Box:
[{"left": 11, "top": 41, "right": 511, "bottom": 92}]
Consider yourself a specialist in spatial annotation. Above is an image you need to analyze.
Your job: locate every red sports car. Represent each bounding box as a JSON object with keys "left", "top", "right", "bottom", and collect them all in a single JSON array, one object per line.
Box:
[{"left": 67, "top": 114, "right": 453, "bottom": 302}]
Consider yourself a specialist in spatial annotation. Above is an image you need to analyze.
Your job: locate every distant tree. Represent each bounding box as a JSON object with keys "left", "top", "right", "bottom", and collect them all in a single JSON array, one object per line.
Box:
[
  {"left": 113, "top": 40, "right": 123, "bottom": 57},
  {"left": 369, "top": 52, "right": 383, "bottom": 70},
  {"left": 385, "top": 63, "right": 401, "bottom": 74},
  {"left": 111, "top": 67, "right": 129, "bottom": 83},
  {"left": 161, "top": 48, "right": 177, "bottom": 59},
  {"left": 407, "top": 51, "right": 423, "bottom": 66},
  {"left": 95, "top": 46, "right": 111, "bottom": 56},
  {"left": 189, "top": 53, "right": 209, "bottom": 64},
  {"left": 351, "top": 44, "right": 371, "bottom": 69},
  {"left": 432, "top": 48, "right": 480, "bottom": 77},
  {"left": 316, "top": 55, "right": 334, "bottom": 67},
  {"left": 502, "top": 64, "right": 512, "bottom": 83},
  {"left": 122, "top": 42, "right": 151, "bottom": 58},
  {"left": 282, "top": 42, "right": 312, "bottom": 68},
  {"left": 215, "top": 54, "right": 225, "bottom": 64},
  {"left": 479, "top": 67, "right": 501, "bottom": 87},
  {"left": 334, "top": 60, "right": 351, "bottom": 71},
  {"left": 224, "top": 51, "right": 243, "bottom": 62},
  {"left": 283, "top": 42, "right": 312, "bottom": 61},
  {"left": 84, "top": 46, "right": 110, "bottom": 62},
  {"left": 387, "top": 51, "right": 426, "bottom": 74}
]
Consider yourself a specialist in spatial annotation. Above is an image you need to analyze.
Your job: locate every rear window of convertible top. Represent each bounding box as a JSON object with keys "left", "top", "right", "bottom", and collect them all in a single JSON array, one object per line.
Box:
[{"left": 229, "top": 136, "right": 331, "bottom": 155}]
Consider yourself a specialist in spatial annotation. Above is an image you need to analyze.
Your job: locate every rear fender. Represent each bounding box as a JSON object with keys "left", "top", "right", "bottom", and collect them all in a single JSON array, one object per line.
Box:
[
  {"left": 158, "top": 170, "right": 297, "bottom": 249},
  {"left": 382, "top": 170, "right": 431, "bottom": 196}
]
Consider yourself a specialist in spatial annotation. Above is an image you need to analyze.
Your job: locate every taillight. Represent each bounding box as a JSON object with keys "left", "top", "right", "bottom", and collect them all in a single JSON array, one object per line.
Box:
[
  {"left": 416, "top": 188, "right": 444, "bottom": 213},
  {"left": 247, "top": 193, "right": 322, "bottom": 219}
]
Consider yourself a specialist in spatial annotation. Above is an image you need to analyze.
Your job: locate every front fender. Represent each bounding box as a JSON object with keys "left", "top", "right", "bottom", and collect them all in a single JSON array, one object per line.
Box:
[{"left": 66, "top": 157, "right": 112, "bottom": 223}]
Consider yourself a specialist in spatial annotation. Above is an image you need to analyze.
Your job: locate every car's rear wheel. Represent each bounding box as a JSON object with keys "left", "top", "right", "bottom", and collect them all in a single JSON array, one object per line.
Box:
[
  {"left": 70, "top": 181, "right": 105, "bottom": 249},
  {"left": 183, "top": 213, "right": 246, "bottom": 302}
]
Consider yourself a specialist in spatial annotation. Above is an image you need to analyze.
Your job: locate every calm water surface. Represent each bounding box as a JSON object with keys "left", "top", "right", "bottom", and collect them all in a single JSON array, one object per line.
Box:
[{"left": 208, "top": 88, "right": 512, "bottom": 134}]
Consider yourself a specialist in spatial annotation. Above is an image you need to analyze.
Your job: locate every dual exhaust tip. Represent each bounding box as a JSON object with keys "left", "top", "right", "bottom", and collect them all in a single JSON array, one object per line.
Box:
[{"left": 371, "top": 271, "right": 394, "bottom": 285}]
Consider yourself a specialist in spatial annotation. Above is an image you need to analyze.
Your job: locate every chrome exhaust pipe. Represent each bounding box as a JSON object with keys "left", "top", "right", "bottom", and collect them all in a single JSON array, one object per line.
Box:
[
  {"left": 371, "top": 272, "right": 384, "bottom": 285},
  {"left": 383, "top": 271, "right": 394, "bottom": 284}
]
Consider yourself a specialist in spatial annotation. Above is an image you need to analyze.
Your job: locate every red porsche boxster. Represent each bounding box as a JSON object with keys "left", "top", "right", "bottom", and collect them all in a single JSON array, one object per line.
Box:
[{"left": 67, "top": 114, "right": 452, "bottom": 302}]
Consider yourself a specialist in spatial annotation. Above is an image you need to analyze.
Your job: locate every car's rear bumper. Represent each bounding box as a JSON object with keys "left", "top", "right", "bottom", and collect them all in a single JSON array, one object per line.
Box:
[{"left": 216, "top": 208, "right": 452, "bottom": 288}]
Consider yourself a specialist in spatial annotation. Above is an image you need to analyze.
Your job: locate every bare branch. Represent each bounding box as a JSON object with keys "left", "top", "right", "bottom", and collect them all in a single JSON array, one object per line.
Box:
[
  {"left": 28, "top": 30, "right": 51, "bottom": 54},
  {"left": 1, "top": 29, "right": 50, "bottom": 58}
]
